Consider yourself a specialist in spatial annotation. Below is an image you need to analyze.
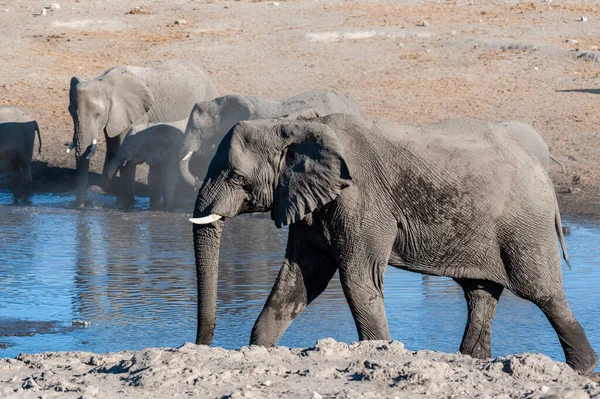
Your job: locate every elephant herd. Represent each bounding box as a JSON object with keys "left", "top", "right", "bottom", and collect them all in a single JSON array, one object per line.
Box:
[{"left": 0, "top": 60, "right": 596, "bottom": 375}]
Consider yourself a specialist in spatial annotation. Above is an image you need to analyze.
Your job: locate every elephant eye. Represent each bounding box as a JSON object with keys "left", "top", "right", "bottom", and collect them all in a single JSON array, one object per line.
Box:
[{"left": 230, "top": 171, "right": 245, "bottom": 186}]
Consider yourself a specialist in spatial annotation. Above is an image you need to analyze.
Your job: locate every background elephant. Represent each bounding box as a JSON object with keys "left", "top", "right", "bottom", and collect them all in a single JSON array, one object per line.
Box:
[
  {"left": 500, "top": 120, "right": 566, "bottom": 173},
  {"left": 0, "top": 106, "right": 41, "bottom": 202},
  {"left": 179, "top": 88, "right": 365, "bottom": 188},
  {"left": 67, "top": 60, "right": 218, "bottom": 207},
  {"left": 189, "top": 114, "right": 597, "bottom": 375},
  {"left": 104, "top": 119, "right": 189, "bottom": 210}
]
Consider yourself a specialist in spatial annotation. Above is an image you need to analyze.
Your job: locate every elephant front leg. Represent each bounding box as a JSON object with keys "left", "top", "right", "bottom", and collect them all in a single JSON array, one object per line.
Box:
[
  {"left": 118, "top": 163, "right": 136, "bottom": 207},
  {"left": 336, "top": 230, "right": 396, "bottom": 342},
  {"left": 148, "top": 165, "right": 162, "bottom": 210},
  {"left": 250, "top": 223, "right": 338, "bottom": 347},
  {"left": 454, "top": 278, "right": 503, "bottom": 359}
]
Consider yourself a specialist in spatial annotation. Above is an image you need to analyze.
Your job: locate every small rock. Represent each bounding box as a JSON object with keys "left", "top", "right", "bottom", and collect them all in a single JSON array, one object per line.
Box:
[
  {"left": 580, "top": 16, "right": 588, "bottom": 22},
  {"left": 50, "top": 3, "right": 60, "bottom": 9},
  {"left": 174, "top": 19, "right": 186, "bottom": 24},
  {"left": 312, "top": 393, "right": 323, "bottom": 399},
  {"left": 262, "top": 380, "right": 272, "bottom": 387},
  {"left": 72, "top": 319, "right": 91, "bottom": 327},
  {"left": 566, "top": 39, "right": 578, "bottom": 44},
  {"left": 420, "top": 21, "right": 430, "bottom": 27},
  {"left": 41, "top": 8, "right": 47, "bottom": 15},
  {"left": 22, "top": 377, "right": 39, "bottom": 391},
  {"left": 273, "top": 2, "right": 280, "bottom": 5},
  {"left": 562, "top": 226, "right": 571, "bottom": 236}
]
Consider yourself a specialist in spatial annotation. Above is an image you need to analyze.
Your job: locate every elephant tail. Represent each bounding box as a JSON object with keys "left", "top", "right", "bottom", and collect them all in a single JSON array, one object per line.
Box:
[
  {"left": 555, "top": 204, "right": 571, "bottom": 269},
  {"left": 35, "top": 121, "right": 42, "bottom": 154},
  {"left": 549, "top": 153, "right": 566, "bottom": 174}
]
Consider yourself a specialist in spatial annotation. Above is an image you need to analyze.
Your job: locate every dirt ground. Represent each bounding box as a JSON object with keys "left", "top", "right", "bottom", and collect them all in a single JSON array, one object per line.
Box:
[
  {"left": 1, "top": 339, "right": 599, "bottom": 398},
  {"left": 1, "top": 0, "right": 600, "bottom": 397},
  {"left": 1, "top": 0, "right": 600, "bottom": 217}
]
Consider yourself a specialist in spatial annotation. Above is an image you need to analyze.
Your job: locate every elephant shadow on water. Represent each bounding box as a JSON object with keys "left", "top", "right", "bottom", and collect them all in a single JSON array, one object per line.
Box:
[{"left": 189, "top": 114, "right": 598, "bottom": 375}]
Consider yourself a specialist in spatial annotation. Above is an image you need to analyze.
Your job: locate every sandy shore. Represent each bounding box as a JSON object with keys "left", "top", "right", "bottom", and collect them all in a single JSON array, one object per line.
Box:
[{"left": 1, "top": 339, "right": 598, "bottom": 398}]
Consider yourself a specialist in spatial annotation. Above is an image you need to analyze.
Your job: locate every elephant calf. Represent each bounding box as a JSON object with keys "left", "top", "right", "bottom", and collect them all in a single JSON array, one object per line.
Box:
[
  {"left": 105, "top": 119, "right": 187, "bottom": 210},
  {"left": 0, "top": 106, "right": 41, "bottom": 202},
  {"left": 190, "top": 114, "right": 598, "bottom": 375}
]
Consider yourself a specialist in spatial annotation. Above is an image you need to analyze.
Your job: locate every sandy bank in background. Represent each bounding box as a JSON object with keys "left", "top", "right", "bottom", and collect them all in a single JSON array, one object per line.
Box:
[{"left": 1, "top": 339, "right": 598, "bottom": 398}]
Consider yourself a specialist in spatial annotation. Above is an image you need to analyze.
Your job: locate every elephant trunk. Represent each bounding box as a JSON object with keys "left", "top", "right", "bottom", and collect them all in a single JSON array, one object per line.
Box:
[
  {"left": 193, "top": 219, "right": 224, "bottom": 345},
  {"left": 104, "top": 154, "right": 122, "bottom": 182},
  {"left": 75, "top": 156, "right": 89, "bottom": 207}
]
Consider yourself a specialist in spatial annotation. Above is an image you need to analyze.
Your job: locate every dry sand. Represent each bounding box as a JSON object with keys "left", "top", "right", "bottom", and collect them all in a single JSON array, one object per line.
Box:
[
  {"left": 1, "top": 0, "right": 600, "bottom": 397},
  {"left": 1, "top": 339, "right": 599, "bottom": 398}
]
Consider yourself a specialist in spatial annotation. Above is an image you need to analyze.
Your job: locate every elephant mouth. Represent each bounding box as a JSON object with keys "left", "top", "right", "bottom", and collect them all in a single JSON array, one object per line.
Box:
[{"left": 189, "top": 214, "right": 223, "bottom": 225}]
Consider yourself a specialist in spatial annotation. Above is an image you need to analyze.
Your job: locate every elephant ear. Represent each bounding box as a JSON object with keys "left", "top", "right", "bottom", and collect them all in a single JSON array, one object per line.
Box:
[
  {"left": 105, "top": 73, "right": 155, "bottom": 138},
  {"left": 272, "top": 122, "right": 352, "bottom": 228}
]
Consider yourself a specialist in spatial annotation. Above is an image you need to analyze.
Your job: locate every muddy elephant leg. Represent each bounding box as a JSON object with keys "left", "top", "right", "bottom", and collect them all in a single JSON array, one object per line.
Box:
[
  {"left": 504, "top": 241, "right": 598, "bottom": 374},
  {"left": 148, "top": 165, "right": 162, "bottom": 210},
  {"left": 338, "top": 263, "right": 391, "bottom": 341},
  {"left": 21, "top": 159, "right": 33, "bottom": 203},
  {"left": 161, "top": 165, "right": 178, "bottom": 210},
  {"left": 454, "top": 278, "right": 504, "bottom": 359},
  {"left": 336, "top": 230, "right": 396, "bottom": 342},
  {"left": 250, "top": 223, "right": 338, "bottom": 346},
  {"left": 117, "top": 163, "right": 136, "bottom": 206},
  {"left": 10, "top": 159, "right": 22, "bottom": 203},
  {"left": 102, "top": 134, "right": 122, "bottom": 195}
]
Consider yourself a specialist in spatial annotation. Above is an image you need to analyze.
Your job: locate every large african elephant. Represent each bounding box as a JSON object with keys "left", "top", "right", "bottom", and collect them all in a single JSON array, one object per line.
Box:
[
  {"left": 0, "top": 106, "right": 41, "bottom": 202},
  {"left": 104, "top": 119, "right": 188, "bottom": 210},
  {"left": 178, "top": 89, "right": 364, "bottom": 188},
  {"left": 500, "top": 121, "right": 566, "bottom": 173},
  {"left": 189, "top": 114, "right": 598, "bottom": 375},
  {"left": 67, "top": 61, "right": 218, "bottom": 207}
]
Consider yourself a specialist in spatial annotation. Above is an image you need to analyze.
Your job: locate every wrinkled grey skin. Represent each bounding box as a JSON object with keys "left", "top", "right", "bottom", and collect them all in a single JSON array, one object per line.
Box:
[
  {"left": 500, "top": 121, "right": 566, "bottom": 173},
  {"left": 190, "top": 114, "right": 598, "bottom": 375},
  {"left": 68, "top": 61, "right": 218, "bottom": 207},
  {"left": 0, "top": 106, "right": 42, "bottom": 202},
  {"left": 104, "top": 119, "right": 187, "bottom": 209},
  {"left": 179, "top": 89, "right": 364, "bottom": 188}
]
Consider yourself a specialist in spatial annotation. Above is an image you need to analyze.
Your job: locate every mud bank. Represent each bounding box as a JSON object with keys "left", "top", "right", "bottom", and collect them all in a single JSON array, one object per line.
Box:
[{"left": 1, "top": 339, "right": 598, "bottom": 398}]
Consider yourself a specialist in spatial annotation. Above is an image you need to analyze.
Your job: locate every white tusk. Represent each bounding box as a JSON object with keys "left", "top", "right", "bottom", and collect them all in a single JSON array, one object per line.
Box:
[
  {"left": 182, "top": 151, "right": 193, "bottom": 161},
  {"left": 122, "top": 160, "right": 128, "bottom": 167},
  {"left": 86, "top": 139, "right": 98, "bottom": 160},
  {"left": 189, "top": 214, "right": 222, "bottom": 224},
  {"left": 66, "top": 141, "right": 75, "bottom": 153}
]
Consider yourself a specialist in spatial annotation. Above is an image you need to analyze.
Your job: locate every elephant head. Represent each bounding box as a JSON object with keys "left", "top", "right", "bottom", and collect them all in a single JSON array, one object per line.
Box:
[
  {"left": 189, "top": 119, "right": 351, "bottom": 344},
  {"left": 179, "top": 95, "right": 254, "bottom": 189},
  {"left": 68, "top": 71, "right": 155, "bottom": 206},
  {"left": 104, "top": 124, "right": 183, "bottom": 179}
]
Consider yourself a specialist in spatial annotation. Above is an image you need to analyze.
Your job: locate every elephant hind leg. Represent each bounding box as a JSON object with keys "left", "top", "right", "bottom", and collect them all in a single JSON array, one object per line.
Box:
[
  {"left": 454, "top": 278, "right": 503, "bottom": 359},
  {"left": 502, "top": 243, "right": 598, "bottom": 374}
]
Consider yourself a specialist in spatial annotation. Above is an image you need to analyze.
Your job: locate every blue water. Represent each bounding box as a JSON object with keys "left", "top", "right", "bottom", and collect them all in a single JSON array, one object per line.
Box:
[{"left": 0, "top": 191, "right": 598, "bottom": 371}]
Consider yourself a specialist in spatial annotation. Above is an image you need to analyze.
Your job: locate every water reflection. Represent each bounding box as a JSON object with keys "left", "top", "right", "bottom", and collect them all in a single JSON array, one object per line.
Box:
[{"left": 0, "top": 191, "right": 598, "bottom": 372}]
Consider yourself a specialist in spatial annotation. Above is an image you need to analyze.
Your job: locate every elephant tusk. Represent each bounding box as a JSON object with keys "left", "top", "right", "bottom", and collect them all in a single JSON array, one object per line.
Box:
[
  {"left": 182, "top": 151, "right": 194, "bottom": 161},
  {"left": 122, "top": 160, "right": 128, "bottom": 167},
  {"left": 189, "top": 214, "right": 222, "bottom": 224},
  {"left": 66, "top": 141, "right": 75, "bottom": 154},
  {"left": 86, "top": 139, "right": 97, "bottom": 160}
]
